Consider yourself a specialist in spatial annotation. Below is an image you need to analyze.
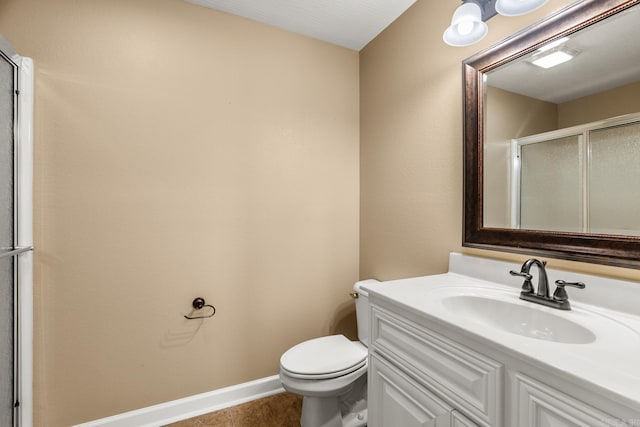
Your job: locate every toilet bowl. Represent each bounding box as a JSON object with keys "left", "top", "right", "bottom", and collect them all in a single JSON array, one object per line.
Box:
[{"left": 279, "top": 280, "right": 376, "bottom": 427}]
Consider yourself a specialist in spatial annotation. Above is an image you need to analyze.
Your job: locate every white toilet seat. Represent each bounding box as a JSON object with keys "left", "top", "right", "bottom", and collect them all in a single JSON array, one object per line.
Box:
[
  {"left": 279, "top": 360, "right": 368, "bottom": 398},
  {"left": 280, "top": 335, "right": 367, "bottom": 380},
  {"left": 281, "top": 357, "right": 367, "bottom": 380}
]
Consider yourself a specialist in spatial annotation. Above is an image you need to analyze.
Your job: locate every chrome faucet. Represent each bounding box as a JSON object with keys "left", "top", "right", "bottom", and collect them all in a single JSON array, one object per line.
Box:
[{"left": 510, "top": 258, "right": 585, "bottom": 310}]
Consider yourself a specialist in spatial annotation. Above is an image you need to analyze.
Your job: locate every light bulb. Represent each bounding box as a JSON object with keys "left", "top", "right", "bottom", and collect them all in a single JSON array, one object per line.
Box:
[
  {"left": 496, "top": 0, "right": 548, "bottom": 16},
  {"left": 457, "top": 20, "right": 474, "bottom": 36},
  {"left": 443, "top": 2, "right": 487, "bottom": 47}
]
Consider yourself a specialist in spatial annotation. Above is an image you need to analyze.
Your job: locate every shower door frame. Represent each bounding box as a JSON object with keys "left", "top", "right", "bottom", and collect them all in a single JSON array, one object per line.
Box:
[{"left": 0, "top": 41, "right": 34, "bottom": 427}]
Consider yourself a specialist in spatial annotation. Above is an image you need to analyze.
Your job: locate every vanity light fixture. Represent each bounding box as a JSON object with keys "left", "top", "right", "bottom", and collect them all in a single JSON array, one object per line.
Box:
[
  {"left": 444, "top": 0, "right": 548, "bottom": 47},
  {"left": 495, "top": 0, "right": 548, "bottom": 16},
  {"left": 443, "top": 2, "right": 488, "bottom": 47}
]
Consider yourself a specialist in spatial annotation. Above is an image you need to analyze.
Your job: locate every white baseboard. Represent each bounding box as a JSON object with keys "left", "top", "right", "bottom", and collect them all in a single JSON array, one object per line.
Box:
[{"left": 74, "top": 375, "right": 285, "bottom": 427}]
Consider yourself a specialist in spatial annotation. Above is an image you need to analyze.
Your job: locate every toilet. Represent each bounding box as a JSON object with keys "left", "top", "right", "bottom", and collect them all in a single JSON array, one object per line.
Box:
[{"left": 279, "top": 280, "right": 376, "bottom": 427}]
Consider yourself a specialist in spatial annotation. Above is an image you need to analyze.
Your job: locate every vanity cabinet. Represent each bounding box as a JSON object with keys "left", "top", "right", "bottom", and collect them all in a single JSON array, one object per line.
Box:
[
  {"left": 369, "top": 354, "right": 481, "bottom": 426},
  {"left": 369, "top": 354, "right": 456, "bottom": 426},
  {"left": 369, "top": 305, "right": 499, "bottom": 427},
  {"left": 451, "top": 411, "right": 480, "bottom": 427},
  {"left": 368, "top": 300, "right": 636, "bottom": 427},
  {"left": 513, "top": 374, "right": 627, "bottom": 427}
]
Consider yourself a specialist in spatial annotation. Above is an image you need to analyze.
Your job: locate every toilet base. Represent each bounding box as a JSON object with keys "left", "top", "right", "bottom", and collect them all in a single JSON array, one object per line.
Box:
[
  {"left": 299, "top": 374, "right": 367, "bottom": 427},
  {"left": 301, "top": 396, "right": 342, "bottom": 427}
]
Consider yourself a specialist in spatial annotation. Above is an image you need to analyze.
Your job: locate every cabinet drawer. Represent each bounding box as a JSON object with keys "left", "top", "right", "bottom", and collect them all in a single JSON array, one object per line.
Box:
[
  {"left": 514, "top": 373, "right": 631, "bottom": 427},
  {"left": 371, "top": 306, "right": 502, "bottom": 426}
]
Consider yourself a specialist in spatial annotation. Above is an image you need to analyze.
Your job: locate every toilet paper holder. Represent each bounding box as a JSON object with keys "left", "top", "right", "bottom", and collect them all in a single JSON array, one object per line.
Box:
[{"left": 184, "top": 297, "right": 216, "bottom": 320}]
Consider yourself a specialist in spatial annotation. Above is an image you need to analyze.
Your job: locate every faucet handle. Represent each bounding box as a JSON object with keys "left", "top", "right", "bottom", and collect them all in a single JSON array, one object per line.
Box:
[
  {"left": 555, "top": 280, "right": 586, "bottom": 289},
  {"left": 509, "top": 270, "right": 532, "bottom": 280},
  {"left": 510, "top": 270, "right": 534, "bottom": 293},
  {"left": 553, "top": 280, "right": 586, "bottom": 302}
]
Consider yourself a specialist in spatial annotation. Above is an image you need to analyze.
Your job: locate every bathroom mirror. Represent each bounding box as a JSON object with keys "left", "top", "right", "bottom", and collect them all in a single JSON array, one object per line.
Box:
[{"left": 463, "top": 0, "right": 640, "bottom": 268}]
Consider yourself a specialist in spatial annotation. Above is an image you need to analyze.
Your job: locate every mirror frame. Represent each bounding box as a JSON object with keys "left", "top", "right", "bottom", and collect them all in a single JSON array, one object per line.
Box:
[{"left": 463, "top": 0, "right": 640, "bottom": 269}]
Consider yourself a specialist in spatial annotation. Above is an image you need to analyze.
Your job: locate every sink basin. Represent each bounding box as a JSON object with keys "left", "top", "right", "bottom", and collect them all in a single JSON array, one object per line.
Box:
[{"left": 441, "top": 294, "right": 596, "bottom": 344}]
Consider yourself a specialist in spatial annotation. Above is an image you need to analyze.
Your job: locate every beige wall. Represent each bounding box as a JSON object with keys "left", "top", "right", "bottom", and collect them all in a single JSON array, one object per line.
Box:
[
  {"left": 484, "top": 87, "right": 557, "bottom": 228},
  {"left": 360, "top": 0, "right": 575, "bottom": 280},
  {"left": 2, "top": 0, "right": 640, "bottom": 425},
  {"left": 0, "top": 0, "right": 359, "bottom": 425},
  {"left": 359, "top": 0, "right": 640, "bottom": 283},
  {"left": 559, "top": 80, "right": 640, "bottom": 128}
]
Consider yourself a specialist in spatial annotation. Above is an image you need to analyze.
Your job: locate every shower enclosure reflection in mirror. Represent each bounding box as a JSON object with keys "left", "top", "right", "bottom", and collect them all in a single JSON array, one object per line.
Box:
[{"left": 0, "top": 35, "right": 34, "bottom": 427}]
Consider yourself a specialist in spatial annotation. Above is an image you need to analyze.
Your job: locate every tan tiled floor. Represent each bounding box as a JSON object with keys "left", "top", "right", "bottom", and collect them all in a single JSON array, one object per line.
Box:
[{"left": 164, "top": 392, "right": 302, "bottom": 427}]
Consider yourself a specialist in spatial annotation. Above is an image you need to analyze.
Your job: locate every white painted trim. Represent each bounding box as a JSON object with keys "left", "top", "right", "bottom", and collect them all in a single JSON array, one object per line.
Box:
[
  {"left": 74, "top": 375, "right": 285, "bottom": 427},
  {"left": 15, "top": 55, "right": 34, "bottom": 427},
  {"left": 509, "top": 139, "right": 520, "bottom": 229}
]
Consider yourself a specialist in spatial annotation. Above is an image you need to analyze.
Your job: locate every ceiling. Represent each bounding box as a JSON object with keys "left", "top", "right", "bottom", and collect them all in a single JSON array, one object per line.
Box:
[
  {"left": 487, "top": 4, "right": 640, "bottom": 104},
  {"left": 182, "top": 0, "right": 417, "bottom": 51}
]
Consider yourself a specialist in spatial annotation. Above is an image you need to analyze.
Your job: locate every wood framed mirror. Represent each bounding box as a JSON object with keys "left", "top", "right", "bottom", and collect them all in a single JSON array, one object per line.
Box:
[{"left": 463, "top": 0, "right": 640, "bottom": 268}]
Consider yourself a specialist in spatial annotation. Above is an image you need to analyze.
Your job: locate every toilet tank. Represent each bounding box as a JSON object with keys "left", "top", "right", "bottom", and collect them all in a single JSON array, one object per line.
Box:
[{"left": 353, "top": 279, "right": 378, "bottom": 348}]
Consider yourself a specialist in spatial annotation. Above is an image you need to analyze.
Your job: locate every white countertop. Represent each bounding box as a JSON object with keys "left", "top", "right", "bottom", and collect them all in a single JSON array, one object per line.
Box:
[{"left": 361, "top": 253, "right": 640, "bottom": 411}]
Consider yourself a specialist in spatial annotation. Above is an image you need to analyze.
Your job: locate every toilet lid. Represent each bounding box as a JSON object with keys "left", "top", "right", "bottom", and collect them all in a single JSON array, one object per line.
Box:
[{"left": 280, "top": 335, "right": 367, "bottom": 377}]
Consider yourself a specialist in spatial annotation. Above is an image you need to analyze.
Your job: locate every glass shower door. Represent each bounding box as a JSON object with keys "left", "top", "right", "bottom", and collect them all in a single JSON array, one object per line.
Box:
[
  {"left": 0, "top": 48, "right": 17, "bottom": 427},
  {"left": 519, "top": 134, "right": 583, "bottom": 232},
  {"left": 588, "top": 121, "right": 640, "bottom": 236}
]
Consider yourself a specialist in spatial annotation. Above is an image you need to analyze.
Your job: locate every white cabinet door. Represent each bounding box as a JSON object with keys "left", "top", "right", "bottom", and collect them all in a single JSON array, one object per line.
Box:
[
  {"left": 369, "top": 354, "right": 452, "bottom": 427},
  {"left": 371, "top": 306, "right": 502, "bottom": 426},
  {"left": 452, "top": 410, "right": 480, "bottom": 427},
  {"left": 514, "top": 373, "right": 630, "bottom": 427}
]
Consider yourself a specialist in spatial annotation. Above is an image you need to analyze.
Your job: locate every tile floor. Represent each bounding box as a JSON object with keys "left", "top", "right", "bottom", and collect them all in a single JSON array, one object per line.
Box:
[{"left": 164, "top": 392, "right": 303, "bottom": 427}]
